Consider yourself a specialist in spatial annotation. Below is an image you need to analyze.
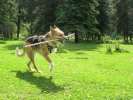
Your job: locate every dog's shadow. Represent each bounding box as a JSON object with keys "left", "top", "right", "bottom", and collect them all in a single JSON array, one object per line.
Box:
[{"left": 13, "top": 71, "right": 64, "bottom": 93}]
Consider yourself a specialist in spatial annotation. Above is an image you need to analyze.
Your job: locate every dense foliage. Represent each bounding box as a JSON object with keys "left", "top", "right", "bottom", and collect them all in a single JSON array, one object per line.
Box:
[
  {"left": 0, "top": 0, "right": 17, "bottom": 38},
  {"left": 0, "top": 0, "right": 133, "bottom": 42}
]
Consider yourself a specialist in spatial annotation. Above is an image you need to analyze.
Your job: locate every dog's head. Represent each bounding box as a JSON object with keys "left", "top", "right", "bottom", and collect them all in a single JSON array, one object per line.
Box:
[{"left": 50, "top": 25, "right": 65, "bottom": 43}]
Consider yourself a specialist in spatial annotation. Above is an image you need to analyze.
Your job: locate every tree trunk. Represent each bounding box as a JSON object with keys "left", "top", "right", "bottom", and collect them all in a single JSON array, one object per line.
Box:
[
  {"left": 16, "top": 5, "right": 21, "bottom": 39},
  {"left": 75, "top": 32, "right": 79, "bottom": 43},
  {"left": 30, "top": 22, "right": 33, "bottom": 34},
  {"left": 130, "top": 34, "right": 132, "bottom": 41},
  {"left": 98, "top": 34, "right": 101, "bottom": 41}
]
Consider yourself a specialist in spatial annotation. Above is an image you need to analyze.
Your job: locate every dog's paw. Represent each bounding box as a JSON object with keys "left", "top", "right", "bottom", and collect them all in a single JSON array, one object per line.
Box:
[
  {"left": 37, "top": 70, "right": 42, "bottom": 73},
  {"left": 28, "top": 68, "right": 36, "bottom": 73},
  {"left": 49, "top": 76, "right": 53, "bottom": 80},
  {"left": 49, "top": 63, "right": 54, "bottom": 72}
]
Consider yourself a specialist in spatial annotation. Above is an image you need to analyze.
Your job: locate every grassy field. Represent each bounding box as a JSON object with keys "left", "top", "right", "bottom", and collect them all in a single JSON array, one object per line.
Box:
[{"left": 0, "top": 40, "right": 133, "bottom": 100}]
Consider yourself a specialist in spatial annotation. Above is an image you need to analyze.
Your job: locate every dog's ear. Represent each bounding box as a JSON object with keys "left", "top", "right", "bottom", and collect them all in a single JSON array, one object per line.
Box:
[
  {"left": 50, "top": 26, "right": 54, "bottom": 31},
  {"left": 53, "top": 25, "right": 57, "bottom": 28}
]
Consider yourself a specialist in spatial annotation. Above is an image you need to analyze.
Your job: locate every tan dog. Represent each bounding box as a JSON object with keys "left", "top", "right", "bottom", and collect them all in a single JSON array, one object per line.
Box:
[{"left": 16, "top": 25, "right": 65, "bottom": 72}]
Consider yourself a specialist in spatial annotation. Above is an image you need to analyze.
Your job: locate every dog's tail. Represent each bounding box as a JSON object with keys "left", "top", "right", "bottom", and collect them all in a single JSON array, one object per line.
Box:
[{"left": 16, "top": 47, "right": 25, "bottom": 57}]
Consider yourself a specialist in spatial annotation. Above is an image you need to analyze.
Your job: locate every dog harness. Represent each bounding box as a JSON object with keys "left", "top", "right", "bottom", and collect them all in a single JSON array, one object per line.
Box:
[{"left": 26, "top": 34, "right": 54, "bottom": 52}]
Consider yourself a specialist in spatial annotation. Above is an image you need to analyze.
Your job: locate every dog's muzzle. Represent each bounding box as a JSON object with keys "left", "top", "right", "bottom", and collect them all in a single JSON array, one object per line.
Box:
[
  {"left": 56, "top": 35, "right": 64, "bottom": 43},
  {"left": 58, "top": 38, "right": 64, "bottom": 43}
]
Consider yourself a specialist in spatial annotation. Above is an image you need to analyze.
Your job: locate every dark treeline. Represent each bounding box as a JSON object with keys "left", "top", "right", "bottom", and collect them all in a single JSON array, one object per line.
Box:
[{"left": 0, "top": 0, "right": 133, "bottom": 42}]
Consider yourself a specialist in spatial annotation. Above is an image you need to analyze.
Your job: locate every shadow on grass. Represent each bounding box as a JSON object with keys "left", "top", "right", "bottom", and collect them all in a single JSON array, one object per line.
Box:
[
  {"left": 63, "top": 42, "right": 101, "bottom": 52},
  {"left": 14, "top": 71, "right": 64, "bottom": 93},
  {"left": 0, "top": 41, "right": 6, "bottom": 44},
  {"left": 69, "top": 57, "right": 88, "bottom": 60},
  {"left": 76, "top": 52, "right": 86, "bottom": 55}
]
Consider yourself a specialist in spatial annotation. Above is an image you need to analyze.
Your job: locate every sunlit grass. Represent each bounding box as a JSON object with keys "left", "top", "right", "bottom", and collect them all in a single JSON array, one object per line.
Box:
[{"left": 0, "top": 40, "right": 133, "bottom": 99}]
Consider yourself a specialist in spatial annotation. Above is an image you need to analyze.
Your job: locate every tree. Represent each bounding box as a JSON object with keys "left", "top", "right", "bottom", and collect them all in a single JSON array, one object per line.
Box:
[
  {"left": 116, "top": 0, "right": 129, "bottom": 41},
  {"left": 128, "top": 0, "right": 133, "bottom": 41},
  {"left": 19, "top": 0, "right": 58, "bottom": 35},
  {"left": 97, "top": 0, "right": 110, "bottom": 34},
  {"left": 19, "top": 0, "right": 38, "bottom": 35},
  {"left": 0, "top": 0, "right": 17, "bottom": 38},
  {"left": 56, "top": 0, "right": 99, "bottom": 42},
  {"left": 34, "top": 0, "right": 58, "bottom": 33}
]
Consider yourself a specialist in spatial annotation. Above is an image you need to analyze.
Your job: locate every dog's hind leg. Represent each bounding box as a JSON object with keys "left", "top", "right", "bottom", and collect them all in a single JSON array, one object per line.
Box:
[
  {"left": 27, "top": 54, "right": 37, "bottom": 72},
  {"left": 27, "top": 60, "right": 33, "bottom": 71},
  {"left": 28, "top": 53, "right": 40, "bottom": 72},
  {"left": 26, "top": 48, "right": 40, "bottom": 72},
  {"left": 27, "top": 60, "right": 37, "bottom": 72},
  {"left": 31, "top": 54, "right": 40, "bottom": 72}
]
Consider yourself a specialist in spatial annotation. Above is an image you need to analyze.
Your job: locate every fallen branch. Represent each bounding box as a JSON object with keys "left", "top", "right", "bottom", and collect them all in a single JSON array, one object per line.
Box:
[{"left": 24, "top": 33, "right": 74, "bottom": 48}]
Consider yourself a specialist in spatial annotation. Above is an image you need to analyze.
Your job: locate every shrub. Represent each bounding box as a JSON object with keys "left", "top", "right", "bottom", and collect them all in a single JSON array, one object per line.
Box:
[
  {"left": 103, "top": 35, "right": 112, "bottom": 43},
  {"left": 106, "top": 44, "right": 112, "bottom": 54},
  {"left": 114, "top": 41, "right": 121, "bottom": 52}
]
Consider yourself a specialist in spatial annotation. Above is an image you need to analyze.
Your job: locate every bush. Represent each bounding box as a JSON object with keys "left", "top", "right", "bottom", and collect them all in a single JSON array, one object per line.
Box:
[
  {"left": 106, "top": 44, "right": 112, "bottom": 54},
  {"left": 105, "top": 40, "right": 129, "bottom": 54},
  {"left": 114, "top": 41, "right": 121, "bottom": 52},
  {"left": 103, "top": 35, "right": 112, "bottom": 43}
]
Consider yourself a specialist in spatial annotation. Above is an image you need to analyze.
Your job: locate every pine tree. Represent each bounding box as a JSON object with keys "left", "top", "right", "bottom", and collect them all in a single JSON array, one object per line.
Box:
[
  {"left": 128, "top": 0, "right": 133, "bottom": 33},
  {"left": 33, "top": 0, "right": 58, "bottom": 33},
  {"left": 20, "top": 0, "right": 38, "bottom": 34},
  {"left": 97, "top": 0, "right": 110, "bottom": 34},
  {"left": 0, "top": 0, "right": 17, "bottom": 38},
  {"left": 116, "top": 0, "right": 129, "bottom": 41},
  {"left": 56, "top": 0, "right": 99, "bottom": 42}
]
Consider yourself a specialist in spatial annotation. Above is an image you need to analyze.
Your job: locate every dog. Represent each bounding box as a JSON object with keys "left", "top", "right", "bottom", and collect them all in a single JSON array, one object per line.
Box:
[{"left": 16, "top": 25, "right": 65, "bottom": 73}]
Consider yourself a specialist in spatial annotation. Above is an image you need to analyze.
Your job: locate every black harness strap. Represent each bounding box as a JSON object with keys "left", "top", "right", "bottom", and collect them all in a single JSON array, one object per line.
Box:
[{"left": 26, "top": 34, "right": 54, "bottom": 53}]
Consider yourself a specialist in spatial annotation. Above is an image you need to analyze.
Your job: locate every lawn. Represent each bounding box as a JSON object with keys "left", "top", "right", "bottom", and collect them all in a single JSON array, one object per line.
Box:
[{"left": 0, "top": 40, "right": 133, "bottom": 100}]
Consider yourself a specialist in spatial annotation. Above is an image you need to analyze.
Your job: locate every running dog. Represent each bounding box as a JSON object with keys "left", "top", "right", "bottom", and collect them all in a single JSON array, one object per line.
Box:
[{"left": 16, "top": 25, "right": 65, "bottom": 72}]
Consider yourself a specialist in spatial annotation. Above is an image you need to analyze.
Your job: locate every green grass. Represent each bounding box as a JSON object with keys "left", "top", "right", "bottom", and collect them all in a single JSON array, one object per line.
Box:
[{"left": 0, "top": 40, "right": 133, "bottom": 100}]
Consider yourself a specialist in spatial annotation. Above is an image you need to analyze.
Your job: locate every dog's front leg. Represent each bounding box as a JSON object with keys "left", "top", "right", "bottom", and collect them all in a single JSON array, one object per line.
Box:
[
  {"left": 49, "top": 62, "right": 54, "bottom": 72},
  {"left": 43, "top": 53, "right": 54, "bottom": 72}
]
